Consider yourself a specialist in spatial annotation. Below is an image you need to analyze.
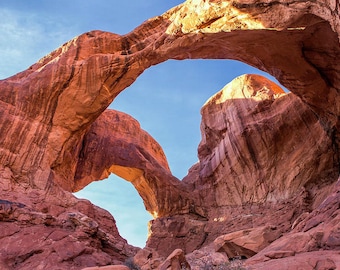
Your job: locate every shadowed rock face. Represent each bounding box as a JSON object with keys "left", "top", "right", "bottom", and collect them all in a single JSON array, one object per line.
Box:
[{"left": 0, "top": 0, "right": 339, "bottom": 269}]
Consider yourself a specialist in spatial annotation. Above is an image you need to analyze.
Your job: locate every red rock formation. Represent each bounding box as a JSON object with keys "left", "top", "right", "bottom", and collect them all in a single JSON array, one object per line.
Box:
[
  {"left": 158, "top": 249, "right": 191, "bottom": 270},
  {"left": 0, "top": 189, "right": 138, "bottom": 269},
  {"left": 245, "top": 175, "right": 340, "bottom": 269},
  {"left": 1, "top": 0, "right": 338, "bottom": 204},
  {"left": 0, "top": 0, "right": 339, "bottom": 269},
  {"left": 74, "top": 110, "right": 197, "bottom": 218},
  {"left": 197, "top": 74, "right": 337, "bottom": 206},
  {"left": 214, "top": 225, "right": 281, "bottom": 259},
  {"left": 146, "top": 74, "right": 338, "bottom": 258}
]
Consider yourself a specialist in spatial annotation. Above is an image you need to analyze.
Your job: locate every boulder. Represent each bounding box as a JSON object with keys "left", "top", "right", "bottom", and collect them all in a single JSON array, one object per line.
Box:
[
  {"left": 214, "top": 225, "right": 281, "bottom": 259},
  {"left": 158, "top": 249, "right": 191, "bottom": 270}
]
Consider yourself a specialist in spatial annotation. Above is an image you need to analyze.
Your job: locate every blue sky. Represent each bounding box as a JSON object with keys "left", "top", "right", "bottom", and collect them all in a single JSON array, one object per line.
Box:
[{"left": 0, "top": 1, "right": 283, "bottom": 247}]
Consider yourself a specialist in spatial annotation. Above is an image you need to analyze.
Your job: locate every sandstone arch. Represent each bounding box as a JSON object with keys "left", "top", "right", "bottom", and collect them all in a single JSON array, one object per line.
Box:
[
  {"left": 0, "top": 0, "right": 339, "bottom": 268},
  {"left": 0, "top": 0, "right": 338, "bottom": 212},
  {"left": 73, "top": 109, "right": 197, "bottom": 218}
]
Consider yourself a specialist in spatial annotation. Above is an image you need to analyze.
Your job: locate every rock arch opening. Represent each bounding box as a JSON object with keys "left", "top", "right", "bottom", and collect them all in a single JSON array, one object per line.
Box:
[
  {"left": 0, "top": 0, "right": 339, "bottom": 268},
  {"left": 110, "top": 59, "right": 288, "bottom": 179},
  {"left": 75, "top": 175, "right": 152, "bottom": 248},
  {"left": 74, "top": 58, "right": 289, "bottom": 247}
]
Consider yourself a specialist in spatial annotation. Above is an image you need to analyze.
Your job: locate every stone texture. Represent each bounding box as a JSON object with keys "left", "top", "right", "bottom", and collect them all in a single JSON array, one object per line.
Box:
[
  {"left": 246, "top": 250, "right": 340, "bottom": 270},
  {"left": 157, "top": 249, "right": 191, "bottom": 270},
  {"left": 214, "top": 225, "right": 281, "bottom": 259},
  {"left": 186, "top": 247, "right": 229, "bottom": 270},
  {"left": 0, "top": 190, "right": 138, "bottom": 270},
  {"left": 147, "top": 74, "right": 338, "bottom": 257},
  {"left": 133, "top": 248, "right": 163, "bottom": 270},
  {"left": 196, "top": 74, "right": 337, "bottom": 206},
  {"left": 74, "top": 109, "right": 197, "bottom": 218},
  {"left": 246, "top": 176, "right": 340, "bottom": 268},
  {"left": 0, "top": 0, "right": 339, "bottom": 269}
]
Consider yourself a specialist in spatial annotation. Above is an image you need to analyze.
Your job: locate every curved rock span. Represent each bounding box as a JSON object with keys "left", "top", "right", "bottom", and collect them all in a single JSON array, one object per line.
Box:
[
  {"left": 0, "top": 0, "right": 339, "bottom": 269},
  {"left": 74, "top": 110, "right": 196, "bottom": 218}
]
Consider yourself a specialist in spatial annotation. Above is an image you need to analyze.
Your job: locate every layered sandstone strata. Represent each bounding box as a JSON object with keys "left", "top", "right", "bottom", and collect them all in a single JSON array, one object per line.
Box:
[
  {"left": 146, "top": 74, "right": 338, "bottom": 258},
  {"left": 0, "top": 0, "right": 339, "bottom": 269}
]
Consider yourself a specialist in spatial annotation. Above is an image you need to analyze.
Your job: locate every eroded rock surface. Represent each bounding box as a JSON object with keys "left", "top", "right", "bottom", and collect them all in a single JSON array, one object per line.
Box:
[
  {"left": 197, "top": 74, "right": 337, "bottom": 206},
  {"left": 0, "top": 189, "right": 138, "bottom": 269},
  {"left": 0, "top": 0, "right": 339, "bottom": 269},
  {"left": 146, "top": 74, "right": 338, "bottom": 258},
  {"left": 75, "top": 110, "right": 197, "bottom": 218}
]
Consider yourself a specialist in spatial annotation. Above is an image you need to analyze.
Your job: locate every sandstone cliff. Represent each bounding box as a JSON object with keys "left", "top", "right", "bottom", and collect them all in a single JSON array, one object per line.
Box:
[
  {"left": 0, "top": 0, "right": 339, "bottom": 269},
  {"left": 146, "top": 74, "right": 339, "bottom": 261}
]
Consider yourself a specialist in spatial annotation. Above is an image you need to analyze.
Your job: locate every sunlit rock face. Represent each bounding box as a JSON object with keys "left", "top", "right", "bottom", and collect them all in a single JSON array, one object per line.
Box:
[
  {"left": 0, "top": 0, "right": 339, "bottom": 269},
  {"left": 197, "top": 74, "right": 337, "bottom": 206},
  {"left": 146, "top": 74, "right": 338, "bottom": 258}
]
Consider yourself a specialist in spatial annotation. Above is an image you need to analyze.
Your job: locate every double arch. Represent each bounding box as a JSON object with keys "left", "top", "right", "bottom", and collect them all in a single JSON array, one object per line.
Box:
[{"left": 0, "top": 0, "right": 338, "bottom": 219}]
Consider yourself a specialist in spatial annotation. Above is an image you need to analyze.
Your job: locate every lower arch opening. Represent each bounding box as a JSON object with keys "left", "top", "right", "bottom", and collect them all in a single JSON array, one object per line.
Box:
[{"left": 75, "top": 174, "right": 152, "bottom": 248}]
